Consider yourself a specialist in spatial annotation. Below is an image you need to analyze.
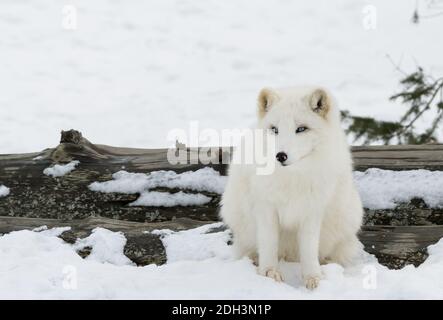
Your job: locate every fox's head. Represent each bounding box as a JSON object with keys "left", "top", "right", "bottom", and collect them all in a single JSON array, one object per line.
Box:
[{"left": 256, "top": 86, "right": 341, "bottom": 167}]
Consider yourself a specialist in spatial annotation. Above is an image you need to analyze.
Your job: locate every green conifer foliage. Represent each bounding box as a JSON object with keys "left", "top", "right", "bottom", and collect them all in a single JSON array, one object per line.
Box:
[{"left": 342, "top": 67, "right": 443, "bottom": 144}]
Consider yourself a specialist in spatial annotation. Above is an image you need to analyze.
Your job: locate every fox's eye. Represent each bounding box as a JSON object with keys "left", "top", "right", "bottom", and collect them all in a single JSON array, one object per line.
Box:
[
  {"left": 295, "top": 126, "right": 308, "bottom": 134},
  {"left": 270, "top": 126, "right": 278, "bottom": 134}
]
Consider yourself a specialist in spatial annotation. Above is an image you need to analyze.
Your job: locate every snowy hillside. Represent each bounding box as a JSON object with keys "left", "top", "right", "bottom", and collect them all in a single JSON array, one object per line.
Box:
[{"left": 1, "top": 0, "right": 443, "bottom": 153}]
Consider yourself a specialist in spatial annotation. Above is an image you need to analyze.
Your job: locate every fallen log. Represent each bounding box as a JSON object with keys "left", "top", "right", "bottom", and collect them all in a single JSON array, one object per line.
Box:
[
  {"left": 1, "top": 129, "right": 442, "bottom": 223},
  {"left": 352, "top": 144, "right": 443, "bottom": 171},
  {"left": 0, "top": 130, "right": 223, "bottom": 222},
  {"left": 1, "top": 129, "right": 443, "bottom": 269},
  {"left": 363, "top": 198, "right": 443, "bottom": 226},
  {"left": 358, "top": 225, "right": 443, "bottom": 269}
]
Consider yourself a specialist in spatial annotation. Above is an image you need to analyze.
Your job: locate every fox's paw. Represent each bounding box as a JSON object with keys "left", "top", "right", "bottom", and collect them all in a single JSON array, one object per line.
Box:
[
  {"left": 303, "top": 275, "right": 321, "bottom": 290},
  {"left": 260, "top": 267, "right": 283, "bottom": 282},
  {"left": 248, "top": 254, "right": 258, "bottom": 266}
]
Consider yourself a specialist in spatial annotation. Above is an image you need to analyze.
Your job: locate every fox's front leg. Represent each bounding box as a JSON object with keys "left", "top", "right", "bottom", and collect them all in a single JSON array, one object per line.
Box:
[
  {"left": 256, "top": 208, "right": 282, "bottom": 282},
  {"left": 298, "top": 216, "right": 322, "bottom": 289}
]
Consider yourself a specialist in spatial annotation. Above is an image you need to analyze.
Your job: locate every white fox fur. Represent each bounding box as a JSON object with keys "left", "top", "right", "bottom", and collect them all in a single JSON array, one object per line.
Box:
[{"left": 220, "top": 86, "right": 363, "bottom": 289}]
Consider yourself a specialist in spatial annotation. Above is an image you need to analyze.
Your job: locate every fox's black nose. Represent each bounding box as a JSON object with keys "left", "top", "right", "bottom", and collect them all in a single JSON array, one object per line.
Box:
[{"left": 276, "top": 152, "right": 288, "bottom": 163}]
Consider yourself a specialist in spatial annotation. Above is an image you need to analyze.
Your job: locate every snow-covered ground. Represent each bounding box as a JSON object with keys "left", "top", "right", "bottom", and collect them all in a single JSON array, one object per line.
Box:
[
  {"left": 1, "top": 0, "right": 443, "bottom": 153},
  {"left": 1, "top": 223, "right": 443, "bottom": 299}
]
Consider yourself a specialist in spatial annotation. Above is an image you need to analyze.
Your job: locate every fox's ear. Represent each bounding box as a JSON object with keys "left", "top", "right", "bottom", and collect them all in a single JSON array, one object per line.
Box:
[
  {"left": 257, "top": 88, "right": 278, "bottom": 119},
  {"left": 310, "top": 89, "right": 331, "bottom": 118}
]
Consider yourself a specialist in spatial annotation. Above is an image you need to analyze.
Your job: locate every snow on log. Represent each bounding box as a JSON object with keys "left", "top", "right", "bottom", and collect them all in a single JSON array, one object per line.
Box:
[{"left": 1, "top": 129, "right": 443, "bottom": 269}]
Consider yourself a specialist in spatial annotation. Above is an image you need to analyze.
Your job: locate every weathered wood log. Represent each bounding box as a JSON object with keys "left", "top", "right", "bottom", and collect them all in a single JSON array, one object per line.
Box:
[
  {"left": 358, "top": 225, "right": 443, "bottom": 269},
  {"left": 1, "top": 129, "right": 442, "bottom": 223},
  {"left": 0, "top": 130, "right": 224, "bottom": 222},
  {"left": 352, "top": 144, "right": 443, "bottom": 171},
  {"left": 1, "top": 129, "right": 443, "bottom": 269},
  {"left": 363, "top": 198, "right": 443, "bottom": 226}
]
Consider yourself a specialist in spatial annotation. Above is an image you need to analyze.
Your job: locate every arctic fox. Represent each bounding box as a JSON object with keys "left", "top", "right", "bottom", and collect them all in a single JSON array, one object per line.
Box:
[{"left": 220, "top": 86, "right": 363, "bottom": 289}]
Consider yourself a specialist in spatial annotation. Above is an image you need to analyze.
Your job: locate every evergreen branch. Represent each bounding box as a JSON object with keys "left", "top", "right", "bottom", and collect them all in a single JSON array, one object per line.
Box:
[
  {"left": 396, "top": 79, "right": 443, "bottom": 135},
  {"left": 342, "top": 66, "right": 443, "bottom": 145}
]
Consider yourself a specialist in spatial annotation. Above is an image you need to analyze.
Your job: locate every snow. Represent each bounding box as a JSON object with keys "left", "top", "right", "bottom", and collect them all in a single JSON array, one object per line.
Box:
[
  {"left": 32, "top": 225, "right": 49, "bottom": 232},
  {"left": 89, "top": 167, "right": 226, "bottom": 194},
  {"left": 152, "top": 223, "right": 231, "bottom": 263},
  {"left": 89, "top": 167, "right": 225, "bottom": 207},
  {"left": 1, "top": 0, "right": 443, "bottom": 154},
  {"left": 0, "top": 185, "right": 10, "bottom": 197},
  {"left": 1, "top": 223, "right": 443, "bottom": 299},
  {"left": 354, "top": 168, "right": 443, "bottom": 209},
  {"left": 131, "top": 191, "right": 211, "bottom": 207},
  {"left": 90, "top": 167, "right": 443, "bottom": 210},
  {"left": 73, "top": 228, "right": 133, "bottom": 266},
  {"left": 43, "top": 160, "right": 80, "bottom": 178}
]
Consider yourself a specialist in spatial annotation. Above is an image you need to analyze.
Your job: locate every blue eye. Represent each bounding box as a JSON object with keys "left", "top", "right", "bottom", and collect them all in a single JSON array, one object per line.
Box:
[
  {"left": 270, "top": 126, "right": 278, "bottom": 134},
  {"left": 296, "top": 126, "right": 308, "bottom": 134}
]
